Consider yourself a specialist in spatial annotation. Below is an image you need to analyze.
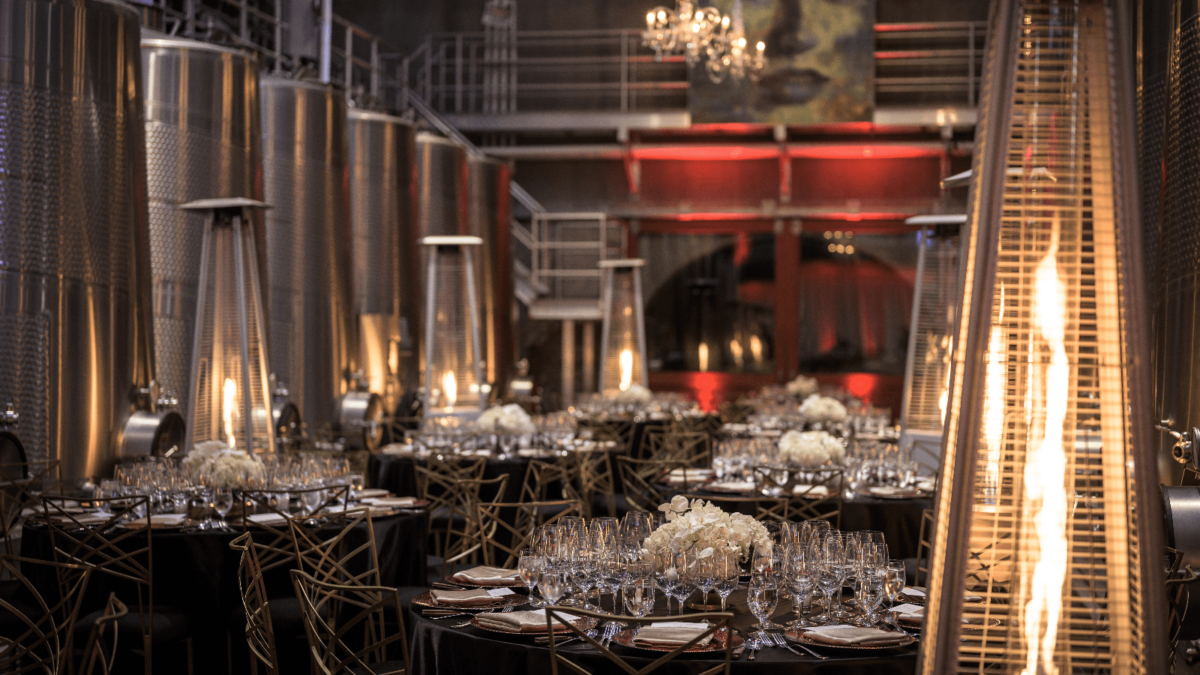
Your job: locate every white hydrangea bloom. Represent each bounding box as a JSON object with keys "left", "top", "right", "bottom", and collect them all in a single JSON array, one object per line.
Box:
[
  {"left": 778, "top": 429, "right": 846, "bottom": 468},
  {"left": 798, "top": 394, "right": 848, "bottom": 423},
  {"left": 785, "top": 375, "right": 819, "bottom": 397},
  {"left": 475, "top": 403, "right": 536, "bottom": 434},
  {"left": 615, "top": 383, "right": 652, "bottom": 404},
  {"left": 181, "top": 440, "right": 264, "bottom": 488},
  {"left": 643, "top": 497, "right": 771, "bottom": 563}
]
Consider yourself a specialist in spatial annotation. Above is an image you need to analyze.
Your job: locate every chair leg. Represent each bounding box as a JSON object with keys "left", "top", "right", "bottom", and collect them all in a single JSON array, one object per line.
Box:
[
  {"left": 186, "top": 638, "right": 194, "bottom": 675},
  {"left": 144, "top": 635, "right": 152, "bottom": 675}
]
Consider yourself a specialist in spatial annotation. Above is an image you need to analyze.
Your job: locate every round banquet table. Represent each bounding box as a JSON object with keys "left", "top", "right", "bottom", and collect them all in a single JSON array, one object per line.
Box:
[
  {"left": 20, "top": 508, "right": 429, "bottom": 674},
  {"left": 369, "top": 452, "right": 531, "bottom": 503},
  {"left": 400, "top": 587, "right": 917, "bottom": 675}
]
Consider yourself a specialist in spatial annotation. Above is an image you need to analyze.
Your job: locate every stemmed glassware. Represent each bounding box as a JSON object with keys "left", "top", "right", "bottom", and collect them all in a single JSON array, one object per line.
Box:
[
  {"left": 814, "top": 535, "right": 844, "bottom": 624},
  {"left": 748, "top": 573, "right": 780, "bottom": 643},
  {"left": 713, "top": 549, "right": 740, "bottom": 612},
  {"left": 540, "top": 566, "right": 567, "bottom": 606},
  {"left": 655, "top": 549, "right": 685, "bottom": 615},
  {"left": 212, "top": 487, "right": 234, "bottom": 530},
  {"left": 519, "top": 550, "right": 544, "bottom": 608},
  {"left": 622, "top": 562, "right": 656, "bottom": 618},
  {"left": 882, "top": 560, "right": 907, "bottom": 626},
  {"left": 785, "top": 544, "right": 815, "bottom": 627},
  {"left": 685, "top": 548, "right": 719, "bottom": 610}
]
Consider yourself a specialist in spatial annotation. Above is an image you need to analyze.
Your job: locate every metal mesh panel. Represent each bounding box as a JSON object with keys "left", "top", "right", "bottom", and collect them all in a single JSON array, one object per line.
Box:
[
  {"left": 423, "top": 245, "right": 483, "bottom": 413},
  {"left": 599, "top": 265, "right": 647, "bottom": 394},
  {"left": 901, "top": 230, "right": 961, "bottom": 435},
  {"left": 922, "top": 1, "right": 1157, "bottom": 673},
  {"left": 188, "top": 216, "right": 275, "bottom": 453}
]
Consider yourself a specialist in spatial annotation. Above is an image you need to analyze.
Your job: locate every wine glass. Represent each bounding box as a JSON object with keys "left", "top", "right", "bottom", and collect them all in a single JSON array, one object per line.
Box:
[
  {"left": 519, "top": 550, "right": 544, "bottom": 608},
  {"left": 668, "top": 549, "right": 693, "bottom": 612},
  {"left": 785, "top": 545, "right": 815, "bottom": 627},
  {"left": 622, "top": 562, "right": 655, "bottom": 618},
  {"left": 213, "top": 487, "right": 234, "bottom": 530},
  {"left": 598, "top": 560, "right": 624, "bottom": 614},
  {"left": 883, "top": 560, "right": 906, "bottom": 625},
  {"left": 748, "top": 574, "right": 780, "bottom": 639},
  {"left": 854, "top": 568, "right": 885, "bottom": 627},
  {"left": 814, "top": 540, "right": 844, "bottom": 625},
  {"left": 713, "top": 549, "right": 740, "bottom": 611},
  {"left": 686, "top": 548, "right": 719, "bottom": 610},
  {"left": 540, "top": 567, "right": 567, "bottom": 606},
  {"left": 655, "top": 550, "right": 684, "bottom": 615}
]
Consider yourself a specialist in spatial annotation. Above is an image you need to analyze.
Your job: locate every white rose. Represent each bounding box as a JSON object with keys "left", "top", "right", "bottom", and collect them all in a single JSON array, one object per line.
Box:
[
  {"left": 799, "top": 394, "right": 848, "bottom": 423},
  {"left": 786, "top": 375, "right": 819, "bottom": 397}
]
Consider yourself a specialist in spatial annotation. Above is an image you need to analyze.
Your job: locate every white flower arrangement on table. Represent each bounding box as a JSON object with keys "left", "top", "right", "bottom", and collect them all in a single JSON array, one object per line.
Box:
[
  {"left": 615, "top": 383, "right": 652, "bottom": 404},
  {"left": 778, "top": 429, "right": 846, "bottom": 468},
  {"left": 181, "top": 440, "right": 265, "bottom": 488},
  {"left": 643, "top": 495, "right": 772, "bottom": 563},
  {"left": 475, "top": 403, "right": 536, "bottom": 434},
  {"left": 785, "top": 374, "right": 819, "bottom": 397},
  {"left": 799, "top": 393, "right": 848, "bottom": 423}
]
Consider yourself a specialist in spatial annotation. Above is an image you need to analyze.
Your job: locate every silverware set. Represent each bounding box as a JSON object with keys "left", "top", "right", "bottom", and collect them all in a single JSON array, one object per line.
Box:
[{"left": 450, "top": 605, "right": 515, "bottom": 628}]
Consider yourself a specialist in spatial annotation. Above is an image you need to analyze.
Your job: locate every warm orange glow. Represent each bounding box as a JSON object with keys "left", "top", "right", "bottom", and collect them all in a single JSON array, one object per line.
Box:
[
  {"left": 730, "top": 338, "right": 744, "bottom": 367},
  {"left": 442, "top": 371, "right": 458, "bottom": 408},
  {"left": 698, "top": 343, "right": 709, "bottom": 372},
  {"left": 1021, "top": 230, "right": 1069, "bottom": 675},
  {"left": 223, "top": 378, "right": 238, "bottom": 448},
  {"left": 619, "top": 349, "right": 634, "bottom": 391},
  {"left": 749, "top": 335, "right": 763, "bottom": 364},
  {"left": 982, "top": 286, "right": 1006, "bottom": 495}
]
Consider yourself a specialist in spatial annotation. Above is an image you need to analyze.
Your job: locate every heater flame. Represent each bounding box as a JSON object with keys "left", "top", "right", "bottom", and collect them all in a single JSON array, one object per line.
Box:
[
  {"left": 223, "top": 378, "right": 238, "bottom": 449},
  {"left": 1020, "top": 231, "right": 1069, "bottom": 675},
  {"left": 750, "top": 335, "right": 763, "bottom": 364},
  {"left": 698, "top": 343, "right": 709, "bottom": 372},
  {"left": 442, "top": 371, "right": 458, "bottom": 408},
  {"left": 619, "top": 349, "right": 634, "bottom": 391},
  {"left": 730, "top": 339, "right": 744, "bottom": 368},
  {"left": 982, "top": 286, "right": 1007, "bottom": 493}
]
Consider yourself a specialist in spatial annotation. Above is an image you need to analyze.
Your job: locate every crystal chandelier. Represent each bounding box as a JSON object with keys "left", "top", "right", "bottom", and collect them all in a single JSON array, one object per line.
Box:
[{"left": 643, "top": 0, "right": 764, "bottom": 82}]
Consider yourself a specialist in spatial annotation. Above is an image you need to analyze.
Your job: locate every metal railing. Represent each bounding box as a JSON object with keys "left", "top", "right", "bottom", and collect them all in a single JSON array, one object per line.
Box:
[
  {"left": 137, "top": 0, "right": 292, "bottom": 72},
  {"left": 396, "top": 22, "right": 986, "bottom": 117}
]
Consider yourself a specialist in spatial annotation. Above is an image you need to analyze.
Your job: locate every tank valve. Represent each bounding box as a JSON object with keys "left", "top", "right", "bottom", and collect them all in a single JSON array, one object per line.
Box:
[{"left": 1157, "top": 420, "right": 1200, "bottom": 467}]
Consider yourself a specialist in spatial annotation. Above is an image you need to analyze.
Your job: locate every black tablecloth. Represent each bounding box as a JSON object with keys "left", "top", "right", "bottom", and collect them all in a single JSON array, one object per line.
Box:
[
  {"left": 21, "top": 509, "right": 429, "bottom": 674},
  {"left": 400, "top": 586, "right": 917, "bottom": 675}
]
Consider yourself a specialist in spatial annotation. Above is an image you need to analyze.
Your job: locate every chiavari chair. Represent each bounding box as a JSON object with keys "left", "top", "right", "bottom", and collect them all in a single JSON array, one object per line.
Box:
[
  {"left": 584, "top": 418, "right": 635, "bottom": 453},
  {"left": 476, "top": 500, "right": 583, "bottom": 568},
  {"left": 616, "top": 456, "right": 690, "bottom": 513},
  {"left": 644, "top": 429, "right": 712, "bottom": 467},
  {"left": 229, "top": 533, "right": 279, "bottom": 675},
  {"left": 519, "top": 458, "right": 582, "bottom": 505},
  {"left": 683, "top": 493, "right": 788, "bottom": 524},
  {"left": 0, "top": 460, "right": 60, "bottom": 556},
  {"left": 545, "top": 605, "right": 734, "bottom": 675},
  {"left": 41, "top": 495, "right": 194, "bottom": 675},
  {"left": 0, "top": 555, "right": 92, "bottom": 675},
  {"left": 718, "top": 401, "right": 752, "bottom": 425},
  {"left": 290, "top": 569, "right": 410, "bottom": 675},
  {"left": 414, "top": 457, "right": 486, "bottom": 558},
  {"left": 751, "top": 465, "right": 844, "bottom": 528},
  {"left": 572, "top": 449, "right": 618, "bottom": 518},
  {"left": 81, "top": 593, "right": 128, "bottom": 675},
  {"left": 440, "top": 475, "right": 510, "bottom": 579},
  {"left": 289, "top": 507, "right": 382, "bottom": 590},
  {"left": 238, "top": 485, "right": 350, "bottom": 574}
]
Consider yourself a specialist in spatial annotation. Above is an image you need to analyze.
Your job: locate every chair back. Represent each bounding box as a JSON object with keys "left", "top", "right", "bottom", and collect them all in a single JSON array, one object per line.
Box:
[
  {"left": 751, "top": 466, "right": 844, "bottom": 527},
  {"left": 290, "top": 569, "right": 410, "bottom": 675},
  {"left": 240, "top": 485, "right": 350, "bottom": 573},
  {"left": 545, "top": 605, "right": 734, "bottom": 675},
  {"left": 289, "top": 507, "right": 382, "bottom": 589},
  {"left": 0, "top": 460, "right": 60, "bottom": 554},
  {"left": 81, "top": 593, "right": 128, "bottom": 675},
  {"left": 520, "top": 458, "right": 581, "bottom": 504},
  {"left": 615, "top": 456, "right": 688, "bottom": 512},
  {"left": 41, "top": 495, "right": 153, "bottom": 606},
  {"left": 440, "top": 474, "right": 510, "bottom": 577},
  {"left": 583, "top": 418, "right": 635, "bottom": 453},
  {"left": 413, "top": 457, "right": 486, "bottom": 514},
  {"left": 644, "top": 429, "right": 711, "bottom": 466},
  {"left": 0, "top": 555, "right": 92, "bottom": 675},
  {"left": 572, "top": 450, "right": 617, "bottom": 518},
  {"left": 915, "top": 508, "right": 935, "bottom": 588},
  {"left": 683, "top": 494, "right": 787, "bottom": 523},
  {"left": 477, "top": 500, "right": 583, "bottom": 568},
  {"left": 230, "top": 532, "right": 278, "bottom": 675}
]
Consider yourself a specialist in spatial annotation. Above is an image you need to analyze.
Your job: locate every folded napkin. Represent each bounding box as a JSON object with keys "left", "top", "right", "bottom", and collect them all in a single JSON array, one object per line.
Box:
[
  {"left": 710, "top": 481, "right": 756, "bottom": 493},
  {"left": 247, "top": 512, "right": 288, "bottom": 526},
  {"left": 892, "top": 603, "right": 924, "bottom": 622},
  {"left": 430, "top": 589, "right": 496, "bottom": 607},
  {"left": 867, "top": 486, "right": 916, "bottom": 497},
  {"left": 915, "top": 480, "right": 936, "bottom": 493},
  {"left": 452, "top": 566, "right": 521, "bottom": 586},
  {"left": 634, "top": 622, "right": 714, "bottom": 648},
  {"left": 668, "top": 468, "right": 714, "bottom": 478},
  {"left": 362, "top": 497, "right": 418, "bottom": 508},
  {"left": 124, "top": 513, "right": 187, "bottom": 528},
  {"left": 792, "top": 484, "right": 831, "bottom": 497},
  {"left": 380, "top": 443, "right": 413, "bottom": 455},
  {"left": 356, "top": 489, "right": 390, "bottom": 499},
  {"left": 517, "top": 448, "right": 551, "bottom": 458},
  {"left": 805, "top": 626, "right": 906, "bottom": 646},
  {"left": 49, "top": 512, "right": 108, "bottom": 525},
  {"left": 474, "top": 609, "right": 579, "bottom": 633}
]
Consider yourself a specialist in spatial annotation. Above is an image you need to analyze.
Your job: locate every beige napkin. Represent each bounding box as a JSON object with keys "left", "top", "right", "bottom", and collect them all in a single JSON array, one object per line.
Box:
[
  {"left": 805, "top": 626, "right": 905, "bottom": 646},
  {"left": 357, "top": 489, "right": 391, "bottom": 499},
  {"left": 380, "top": 443, "right": 412, "bottom": 455},
  {"left": 430, "top": 588, "right": 495, "bottom": 607},
  {"left": 792, "top": 484, "right": 831, "bottom": 497},
  {"left": 634, "top": 622, "right": 713, "bottom": 648},
  {"left": 893, "top": 603, "right": 924, "bottom": 622},
  {"left": 247, "top": 512, "right": 288, "bottom": 526},
  {"left": 124, "top": 514, "right": 187, "bottom": 528},
  {"left": 517, "top": 448, "right": 550, "bottom": 458},
  {"left": 363, "top": 497, "right": 418, "bottom": 508},
  {"left": 452, "top": 566, "right": 521, "bottom": 586},
  {"left": 711, "top": 481, "right": 755, "bottom": 493},
  {"left": 868, "top": 486, "right": 916, "bottom": 497},
  {"left": 474, "top": 609, "right": 579, "bottom": 633}
]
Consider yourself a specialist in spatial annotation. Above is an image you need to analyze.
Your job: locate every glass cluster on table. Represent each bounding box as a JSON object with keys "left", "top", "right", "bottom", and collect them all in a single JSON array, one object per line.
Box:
[
  {"left": 712, "top": 435, "right": 926, "bottom": 497},
  {"left": 407, "top": 412, "right": 579, "bottom": 458}
]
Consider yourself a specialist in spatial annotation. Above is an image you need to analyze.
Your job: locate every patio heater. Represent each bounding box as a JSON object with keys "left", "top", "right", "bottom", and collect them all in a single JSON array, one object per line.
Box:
[
  {"left": 422, "top": 236, "right": 486, "bottom": 418},
  {"left": 181, "top": 199, "right": 276, "bottom": 455},
  {"left": 917, "top": 1, "right": 1166, "bottom": 674},
  {"left": 598, "top": 259, "right": 649, "bottom": 394},
  {"left": 898, "top": 214, "right": 966, "bottom": 472}
]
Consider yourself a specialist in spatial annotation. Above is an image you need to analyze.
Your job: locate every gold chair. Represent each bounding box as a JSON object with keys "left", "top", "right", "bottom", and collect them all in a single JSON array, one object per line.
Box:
[
  {"left": 519, "top": 458, "right": 582, "bottom": 504},
  {"left": 584, "top": 418, "right": 635, "bottom": 453},
  {"left": 290, "top": 569, "right": 410, "bottom": 675},
  {"left": 289, "top": 507, "right": 382, "bottom": 589},
  {"left": 572, "top": 449, "right": 618, "bottom": 518},
  {"left": 230, "top": 532, "right": 279, "bottom": 675},
  {"left": 0, "top": 459, "right": 60, "bottom": 555},
  {"left": 239, "top": 485, "right": 350, "bottom": 574},
  {"left": 0, "top": 555, "right": 92, "bottom": 675},
  {"left": 718, "top": 401, "right": 752, "bottom": 425},
  {"left": 476, "top": 500, "right": 583, "bottom": 568},
  {"left": 915, "top": 508, "right": 935, "bottom": 588},
  {"left": 439, "top": 475, "right": 510, "bottom": 578},
  {"left": 545, "top": 605, "right": 734, "bottom": 675},
  {"left": 81, "top": 593, "right": 128, "bottom": 675},
  {"left": 41, "top": 495, "right": 194, "bottom": 675},
  {"left": 643, "top": 429, "right": 711, "bottom": 467},
  {"left": 752, "top": 466, "right": 844, "bottom": 528},
  {"left": 414, "top": 457, "right": 486, "bottom": 558},
  {"left": 683, "top": 494, "right": 787, "bottom": 523},
  {"left": 616, "top": 456, "right": 690, "bottom": 513}
]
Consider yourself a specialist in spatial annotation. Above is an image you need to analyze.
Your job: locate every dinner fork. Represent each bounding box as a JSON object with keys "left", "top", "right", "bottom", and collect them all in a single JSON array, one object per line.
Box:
[
  {"left": 451, "top": 605, "right": 515, "bottom": 628},
  {"left": 775, "top": 633, "right": 827, "bottom": 660}
]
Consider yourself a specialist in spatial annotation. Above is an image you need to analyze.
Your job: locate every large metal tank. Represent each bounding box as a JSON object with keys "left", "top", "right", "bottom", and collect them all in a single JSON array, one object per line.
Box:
[
  {"left": 409, "top": 133, "right": 469, "bottom": 410},
  {"left": 467, "top": 156, "right": 515, "bottom": 399},
  {"left": 141, "top": 34, "right": 264, "bottom": 421},
  {"left": 0, "top": 0, "right": 181, "bottom": 480},
  {"left": 260, "top": 77, "right": 362, "bottom": 441},
  {"left": 347, "top": 110, "right": 416, "bottom": 418}
]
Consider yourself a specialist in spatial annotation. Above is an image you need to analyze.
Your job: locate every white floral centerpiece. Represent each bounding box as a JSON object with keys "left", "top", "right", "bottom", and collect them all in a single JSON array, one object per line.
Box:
[
  {"left": 615, "top": 383, "right": 652, "bottom": 404},
  {"left": 643, "top": 495, "right": 772, "bottom": 562},
  {"left": 778, "top": 429, "right": 846, "bottom": 468},
  {"left": 181, "top": 440, "right": 265, "bottom": 488},
  {"left": 799, "top": 393, "right": 848, "bottom": 423},
  {"left": 785, "top": 374, "right": 819, "bottom": 397},
  {"left": 475, "top": 403, "right": 536, "bottom": 434}
]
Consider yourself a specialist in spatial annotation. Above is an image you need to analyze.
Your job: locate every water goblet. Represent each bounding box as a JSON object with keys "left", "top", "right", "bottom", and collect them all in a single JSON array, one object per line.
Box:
[
  {"left": 519, "top": 551, "right": 544, "bottom": 608},
  {"left": 212, "top": 487, "right": 234, "bottom": 530},
  {"left": 622, "top": 563, "right": 655, "bottom": 618},
  {"left": 748, "top": 574, "right": 780, "bottom": 636},
  {"left": 540, "top": 567, "right": 567, "bottom": 606}
]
